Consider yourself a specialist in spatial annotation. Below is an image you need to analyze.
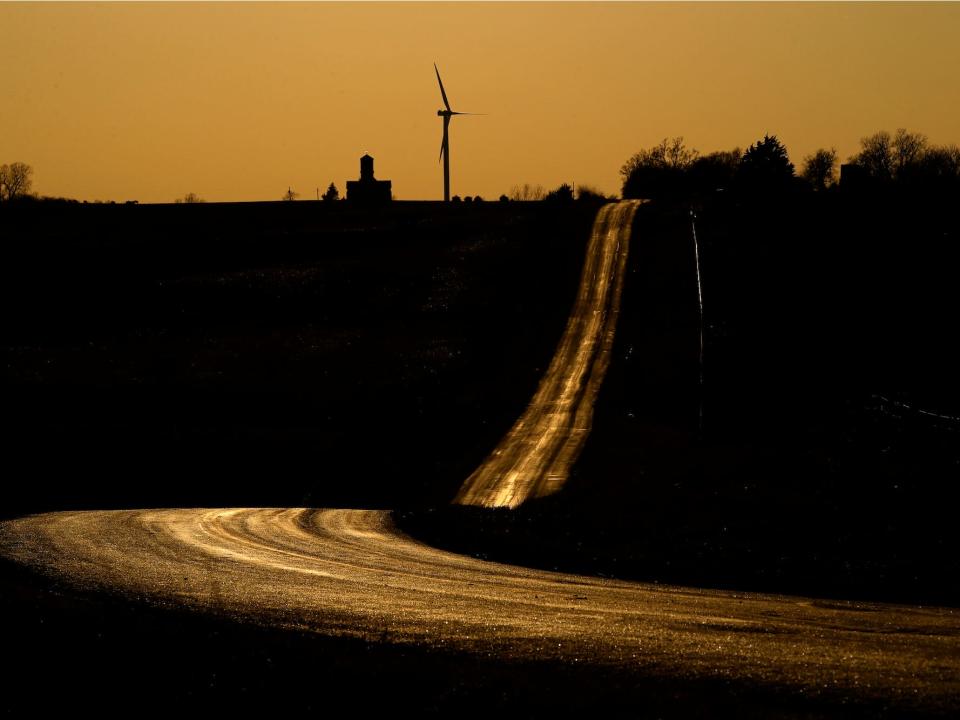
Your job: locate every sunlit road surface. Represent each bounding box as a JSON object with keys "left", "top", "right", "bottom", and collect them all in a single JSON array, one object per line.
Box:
[
  {"left": 455, "top": 200, "right": 641, "bottom": 508},
  {"left": 3, "top": 508, "right": 959, "bottom": 712}
]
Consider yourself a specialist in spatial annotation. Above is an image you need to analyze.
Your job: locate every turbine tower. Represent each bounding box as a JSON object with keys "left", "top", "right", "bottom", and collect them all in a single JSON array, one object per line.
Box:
[{"left": 435, "top": 63, "right": 481, "bottom": 202}]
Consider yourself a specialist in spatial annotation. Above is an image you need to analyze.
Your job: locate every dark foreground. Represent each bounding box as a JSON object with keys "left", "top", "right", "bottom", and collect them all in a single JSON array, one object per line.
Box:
[
  {"left": 1, "top": 200, "right": 591, "bottom": 514},
  {"left": 406, "top": 192, "right": 960, "bottom": 609},
  {"left": 2, "top": 196, "right": 959, "bottom": 713},
  {"left": 2, "top": 562, "right": 880, "bottom": 718},
  {"left": 4, "top": 508, "right": 958, "bottom": 718}
]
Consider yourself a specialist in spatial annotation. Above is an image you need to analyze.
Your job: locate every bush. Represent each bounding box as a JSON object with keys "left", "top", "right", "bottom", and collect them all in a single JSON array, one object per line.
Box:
[
  {"left": 575, "top": 185, "right": 614, "bottom": 202},
  {"left": 544, "top": 183, "right": 574, "bottom": 204}
]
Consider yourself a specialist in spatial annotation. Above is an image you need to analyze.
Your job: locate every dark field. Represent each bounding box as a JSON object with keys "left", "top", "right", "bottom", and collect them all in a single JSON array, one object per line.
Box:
[
  {"left": 2, "top": 200, "right": 592, "bottom": 515},
  {"left": 2, "top": 195, "right": 959, "bottom": 714},
  {"left": 404, "top": 192, "right": 960, "bottom": 608}
]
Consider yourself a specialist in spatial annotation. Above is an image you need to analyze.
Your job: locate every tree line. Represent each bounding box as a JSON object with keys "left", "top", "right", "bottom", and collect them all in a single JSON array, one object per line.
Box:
[{"left": 620, "top": 129, "right": 960, "bottom": 200}]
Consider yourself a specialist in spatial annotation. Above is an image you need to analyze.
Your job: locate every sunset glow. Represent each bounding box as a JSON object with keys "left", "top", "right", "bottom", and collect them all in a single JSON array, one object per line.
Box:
[{"left": 4, "top": 2, "right": 959, "bottom": 202}]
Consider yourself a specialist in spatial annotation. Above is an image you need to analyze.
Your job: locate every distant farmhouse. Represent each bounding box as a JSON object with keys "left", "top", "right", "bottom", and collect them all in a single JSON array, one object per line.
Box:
[{"left": 346, "top": 154, "right": 392, "bottom": 203}]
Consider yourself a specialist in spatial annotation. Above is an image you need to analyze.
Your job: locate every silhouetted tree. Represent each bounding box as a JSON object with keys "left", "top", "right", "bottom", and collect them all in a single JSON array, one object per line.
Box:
[
  {"left": 850, "top": 128, "right": 944, "bottom": 187},
  {"left": 900, "top": 142, "right": 960, "bottom": 193},
  {"left": 473, "top": 195, "right": 484, "bottom": 202},
  {"left": 499, "top": 194, "right": 509, "bottom": 203},
  {"left": 801, "top": 148, "right": 839, "bottom": 191},
  {"left": 464, "top": 195, "right": 474, "bottom": 203},
  {"left": 851, "top": 131, "right": 893, "bottom": 182},
  {"left": 916, "top": 144, "right": 960, "bottom": 182},
  {"left": 625, "top": 136, "right": 699, "bottom": 170},
  {"left": 892, "top": 128, "right": 928, "bottom": 177},
  {"left": 687, "top": 149, "right": 742, "bottom": 194},
  {"left": 0, "top": 162, "right": 33, "bottom": 201},
  {"left": 737, "top": 134, "right": 795, "bottom": 192},
  {"left": 620, "top": 137, "right": 698, "bottom": 199},
  {"left": 509, "top": 184, "right": 546, "bottom": 201},
  {"left": 174, "top": 192, "right": 204, "bottom": 204},
  {"left": 576, "top": 184, "right": 614, "bottom": 202},
  {"left": 451, "top": 195, "right": 462, "bottom": 203},
  {"left": 544, "top": 183, "right": 574, "bottom": 204},
  {"left": 321, "top": 182, "right": 339, "bottom": 202},
  {"left": 283, "top": 187, "right": 299, "bottom": 201}
]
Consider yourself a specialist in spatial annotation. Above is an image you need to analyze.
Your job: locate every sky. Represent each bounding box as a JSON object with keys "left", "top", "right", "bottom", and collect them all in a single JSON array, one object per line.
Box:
[{"left": 2, "top": 2, "right": 959, "bottom": 203}]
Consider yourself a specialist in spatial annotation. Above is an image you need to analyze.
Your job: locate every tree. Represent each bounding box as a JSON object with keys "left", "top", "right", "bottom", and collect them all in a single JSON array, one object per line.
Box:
[
  {"left": 621, "top": 137, "right": 698, "bottom": 174},
  {"left": 620, "top": 137, "right": 698, "bottom": 199},
  {"left": 283, "top": 187, "right": 299, "bottom": 201},
  {"left": 509, "top": 183, "right": 546, "bottom": 201},
  {"left": 321, "top": 182, "right": 339, "bottom": 202},
  {"left": 737, "top": 134, "right": 795, "bottom": 191},
  {"left": 576, "top": 184, "right": 614, "bottom": 202},
  {"left": 544, "top": 183, "right": 574, "bottom": 204},
  {"left": 851, "top": 128, "right": 932, "bottom": 184},
  {"left": 851, "top": 130, "right": 893, "bottom": 181},
  {"left": 892, "top": 128, "right": 928, "bottom": 176},
  {"left": 687, "top": 149, "right": 742, "bottom": 194},
  {"left": 0, "top": 162, "right": 34, "bottom": 201},
  {"left": 801, "top": 148, "right": 839, "bottom": 191},
  {"left": 174, "top": 192, "right": 204, "bottom": 204},
  {"left": 917, "top": 144, "right": 960, "bottom": 182}
]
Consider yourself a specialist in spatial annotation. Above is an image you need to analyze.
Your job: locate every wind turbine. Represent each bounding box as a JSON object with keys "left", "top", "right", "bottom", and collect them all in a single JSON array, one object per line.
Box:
[{"left": 435, "top": 63, "right": 482, "bottom": 202}]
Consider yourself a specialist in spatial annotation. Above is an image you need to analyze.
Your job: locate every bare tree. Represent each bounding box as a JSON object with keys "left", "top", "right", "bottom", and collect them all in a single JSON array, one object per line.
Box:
[
  {"left": 801, "top": 148, "right": 839, "bottom": 191},
  {"left": 283, "top": 187, "right": 299, "bottom": 201},
  {"left": 174, "top": 192, "right": 204, "bottom": 204},
  {"left": 852, "top": 128, "right": 931, "bottom": 182},
  {"left": 919, "top": 144, "right": 960, "bottom": 180},
  {"left": 509, "top": 183, "right": 546, "bottom": 201},
  {"left": 892, "top": 128, "right": 928, "bottom": 176},
  {"left": 852, "top": 131, "right": 893, "bottom": 180},
  {"left": 620, "top": 137, "right": 699, "bottom": 198},
  {"left": 620, "top": 137, "right": 699, "bottom": 178},
  {"left": 0, "top": 162, "right": 34, "bottom": 201}
]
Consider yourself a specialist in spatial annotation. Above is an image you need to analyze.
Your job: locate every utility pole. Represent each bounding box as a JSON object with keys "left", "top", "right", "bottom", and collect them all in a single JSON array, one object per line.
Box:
[{"left": 691, "top": 206, "right": 704, "bottom": 437}]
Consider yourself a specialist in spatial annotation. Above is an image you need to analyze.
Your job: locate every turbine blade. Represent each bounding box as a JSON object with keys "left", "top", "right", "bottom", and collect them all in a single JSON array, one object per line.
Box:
[
  {"left": 434, "top": 63, "right": 452, "bottom": 112},
  {"left": 451, "top": 112, "right": 486, "bottom": 116},
  {"left": 440, "top": 115, "right": 450, "bottom": 162},
  {"left": 439, "top": 137, "right": 445, "bottom": 163}
]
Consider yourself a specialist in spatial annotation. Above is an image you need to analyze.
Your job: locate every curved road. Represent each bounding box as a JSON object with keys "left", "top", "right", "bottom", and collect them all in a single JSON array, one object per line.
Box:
[
  {"left": 1, "top": 507, "right": 959, "bottom": 712},
  {"left": 3, "top": 203, "right": 958, "bottom": 713}
]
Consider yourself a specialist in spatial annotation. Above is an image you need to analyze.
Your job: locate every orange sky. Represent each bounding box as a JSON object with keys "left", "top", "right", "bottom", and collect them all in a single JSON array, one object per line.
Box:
[{"left": 3, "top": 2, "right": 959, "bottom": 203}]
